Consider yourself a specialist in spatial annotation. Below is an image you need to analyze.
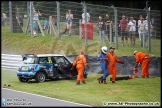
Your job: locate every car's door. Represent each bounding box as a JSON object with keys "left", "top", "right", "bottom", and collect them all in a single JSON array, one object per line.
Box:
[
  {"left": 38, "top": 57, "right": 54, "bottom": 77},
  {"left": 53, "top": 56, "right": 72, "bottom": 77}
]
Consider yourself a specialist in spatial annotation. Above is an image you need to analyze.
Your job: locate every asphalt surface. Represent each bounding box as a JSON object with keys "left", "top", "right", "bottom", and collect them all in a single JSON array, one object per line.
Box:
[{"left": 2, "top": 88, "right": 91, "bottom": 107}]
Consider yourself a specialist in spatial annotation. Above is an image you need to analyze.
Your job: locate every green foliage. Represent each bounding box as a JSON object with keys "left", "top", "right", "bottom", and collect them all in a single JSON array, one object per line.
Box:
[{"left": 2, "top": 69, "right": 161, "bottom": 107}]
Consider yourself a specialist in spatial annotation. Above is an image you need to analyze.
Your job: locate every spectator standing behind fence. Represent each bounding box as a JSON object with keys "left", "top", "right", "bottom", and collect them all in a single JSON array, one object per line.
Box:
[
  {"left": 143, "top": 16, "right": 153, "bottom": 46},
  {"left": 138, "top": 18, "right": 146, "bottom": 48},
  {"left": 66, "top": 10, "right": 73, "bottom": 36},
  {"left": 119, "top": 15, "right": 128, "bottom": 47},
  {"left": 138, "top": 15, "right": 143, "bottom": 41},
  {"left": 1, "top": 14, "right": 5, "bottom": 27},
  {"left": 43, "top": 19, "right": 49, "bottom": 30},
  {"left": 97, "top": 16, "right": 105, "bottom": 43},
  {"left": 19, "top": 16, "right": 23, "bottom": 27},
  {"left": 82, "top": 9, "right": 90, "bottom": 24},
  {"left": 104, "top": 14, "right": 113, "bottom": 42},
  {"left": 128, "top": 17, "right": 136, "bottom": 46},
  {"left": 33, "top": 10, "right": 42, "bottom": 36}
]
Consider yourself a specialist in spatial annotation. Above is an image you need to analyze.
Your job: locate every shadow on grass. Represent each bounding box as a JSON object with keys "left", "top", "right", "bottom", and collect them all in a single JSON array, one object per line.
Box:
[{"left": 26, "top": 77, "right": 78, "bottom": 84}]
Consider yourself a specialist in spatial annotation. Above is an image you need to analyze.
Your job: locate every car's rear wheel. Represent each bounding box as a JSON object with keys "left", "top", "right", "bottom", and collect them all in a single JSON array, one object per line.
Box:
[
  {"left": 35, "top": 72, "right": 46, "bottom": 83},
  {"left": 18, "top": 77, "right": 29, "bottom": 82}
]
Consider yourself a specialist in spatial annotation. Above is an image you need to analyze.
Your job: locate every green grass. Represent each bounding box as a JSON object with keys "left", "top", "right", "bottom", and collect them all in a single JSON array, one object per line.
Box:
[
  {"left": 2, "top": 69, "right": 161, "bottom": 107},
  {"left": 1, "top": 21, "right": 161, "bottom": 57}
]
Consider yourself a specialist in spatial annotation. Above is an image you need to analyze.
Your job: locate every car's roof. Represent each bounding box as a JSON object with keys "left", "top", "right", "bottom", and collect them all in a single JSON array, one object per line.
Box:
[
  {"left": 37, "top": 54, "right": 73, "bottom": 63},
  {"left": 36, "top": 54, "right": 64, "bottom": 57}
]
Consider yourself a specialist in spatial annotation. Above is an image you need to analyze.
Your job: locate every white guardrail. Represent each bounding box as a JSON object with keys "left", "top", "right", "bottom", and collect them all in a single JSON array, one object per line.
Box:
[{"left": 1, "top": 54, "right": 22, "bottom": 70}]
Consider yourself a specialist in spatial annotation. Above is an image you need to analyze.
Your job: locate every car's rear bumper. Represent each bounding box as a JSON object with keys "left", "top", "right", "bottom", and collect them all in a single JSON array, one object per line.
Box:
[{"left": 17, "top": 71, "right": 35, "bottom": 78}]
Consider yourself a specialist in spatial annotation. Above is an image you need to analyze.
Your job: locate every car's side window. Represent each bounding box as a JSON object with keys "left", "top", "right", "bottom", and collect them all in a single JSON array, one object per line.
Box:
[
  {"left": 54, "top": 57, "right": 70, "bottom": 64},
  {"left": 57, "top": 57, "right": 64, "bottom": 63},
  {"left": 23, "top": 57, "right": 35, "bottom": 64},
  {"left": 39, "top": 57, "right": 48, "bottom": 64}
]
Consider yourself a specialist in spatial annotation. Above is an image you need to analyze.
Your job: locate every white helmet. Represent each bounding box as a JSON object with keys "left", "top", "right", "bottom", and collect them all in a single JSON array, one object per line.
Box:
[{"left": 101, "top": 46, "right": 108, "bottom": 54}]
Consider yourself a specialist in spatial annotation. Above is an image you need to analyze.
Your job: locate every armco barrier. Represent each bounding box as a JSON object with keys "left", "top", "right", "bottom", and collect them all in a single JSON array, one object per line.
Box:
[
  {"left": 1, "top": 54, "right": 161, "bottom": 77},
  {"left": 1, "top": 54, "right": 22, "bottom": 70}
]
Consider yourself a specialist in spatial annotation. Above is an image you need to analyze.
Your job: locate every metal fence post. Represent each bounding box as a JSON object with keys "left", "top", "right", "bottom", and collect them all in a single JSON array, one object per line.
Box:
[
  {"left": 148, "top": 7, "right": 151, "bottom": 52},
  {"left": 79, "top": 19, "right": 82, "bottom": 38},
  {"left": 110, "top": 24, "right": 112, "bottom": 44},
  {"left": 144, "top": 1, "right": 151, "bottom": 52},
  {"left": 143, "top": 32, "right": 145, "bottom": 48},
  {"left": 111, "top": 5, "right": 118, "bottom": 49},
  {"left": 9, "top": 1, "right": 13, "bottom": 32},
  {"left": 81, "top": 2, "right": 88, "bottom": 45},
  {"left": 56, "top": 1, "right": 60, "bottom": 39},
  {"left": 30, "top": 1, "right": 33, "bottom": 36},
  {"left": 25, "top": 1, "right": 30, "bottom": 34}
]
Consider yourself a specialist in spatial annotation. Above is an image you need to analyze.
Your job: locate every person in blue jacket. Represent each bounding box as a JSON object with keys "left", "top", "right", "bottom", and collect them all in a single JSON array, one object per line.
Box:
[
  {"left": 43, "top": 19, "right": 49, "bottom": 30},
  {"left": 97, "top": 46, "right": 109, "bottom": 84}
]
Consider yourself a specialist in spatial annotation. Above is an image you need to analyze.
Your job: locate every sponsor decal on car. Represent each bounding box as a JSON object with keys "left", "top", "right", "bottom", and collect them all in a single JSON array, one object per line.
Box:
[{"left": 39, "top": 66, "right": 46, "bottom": 68}]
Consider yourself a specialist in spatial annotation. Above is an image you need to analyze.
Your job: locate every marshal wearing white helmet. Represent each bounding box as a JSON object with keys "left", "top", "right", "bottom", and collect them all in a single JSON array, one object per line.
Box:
[{"left": 97, "top": 46, "right": 109, "bottom": 84}]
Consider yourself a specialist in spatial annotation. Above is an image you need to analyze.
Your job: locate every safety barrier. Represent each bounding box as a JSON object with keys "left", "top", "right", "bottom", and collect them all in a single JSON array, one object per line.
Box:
[
  {"left": 1, "top": 54, "right": 22, "bottom": 70},
  {"left": 1, "top": 54, "right": 161, "bottom": 76}
]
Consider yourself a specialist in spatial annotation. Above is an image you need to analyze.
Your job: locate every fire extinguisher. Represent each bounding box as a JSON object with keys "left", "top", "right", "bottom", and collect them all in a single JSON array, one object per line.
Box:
[{"left": 133, "top": 68, "right": 138, "bottom": 78}]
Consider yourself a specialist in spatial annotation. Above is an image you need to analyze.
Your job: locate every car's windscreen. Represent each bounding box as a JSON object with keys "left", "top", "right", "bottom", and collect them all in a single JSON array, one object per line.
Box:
[{"left": 23, "top": 57, "right": 35, "bottom": 64}]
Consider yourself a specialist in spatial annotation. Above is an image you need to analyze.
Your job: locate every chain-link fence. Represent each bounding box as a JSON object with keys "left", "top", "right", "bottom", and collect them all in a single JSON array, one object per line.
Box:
[{"left": 1, "top": 1, "right": 161, "bottom": 52}]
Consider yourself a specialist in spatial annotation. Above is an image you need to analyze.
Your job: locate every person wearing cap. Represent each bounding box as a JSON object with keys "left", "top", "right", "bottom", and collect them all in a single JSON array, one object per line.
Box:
[
  {"left": 133, "top": 51, "right": 150, "bottom": 78},
  {"left": 128, "top": 17, "right": 136, "bottom": 46},
  {"left": 138, "top": 18, "right": 146, "bottom": 48},
  {"left": 106, "top": 47, "right": 124, "bottom": 83},
  {"left": 97, "top": 46, "right": 109, "bottom": 84},
  {"left": 119, "top": 15, "right": 128, "bottom": 47},
  {"left": 72, "top": 50, "right": 90, "bottom": 85}
]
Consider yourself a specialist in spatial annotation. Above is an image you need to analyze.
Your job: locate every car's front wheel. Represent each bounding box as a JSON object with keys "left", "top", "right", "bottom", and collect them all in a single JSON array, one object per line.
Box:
[
  {"left": 35, "top": 72, "right": 46, "bottom": 83},
  {"left": 18, "top": 77, "right": 29, "bottom": 82}
]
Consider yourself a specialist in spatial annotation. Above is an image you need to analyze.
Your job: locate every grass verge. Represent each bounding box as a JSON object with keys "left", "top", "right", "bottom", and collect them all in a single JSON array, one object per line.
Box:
[{"left": 2, "top": 69, "right": 161, "bottom": 107}]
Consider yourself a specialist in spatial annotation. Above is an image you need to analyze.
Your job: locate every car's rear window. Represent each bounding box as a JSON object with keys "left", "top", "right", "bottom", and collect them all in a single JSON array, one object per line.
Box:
[{"left": 23, "top": 57, "right": 35, "bottom": 64}]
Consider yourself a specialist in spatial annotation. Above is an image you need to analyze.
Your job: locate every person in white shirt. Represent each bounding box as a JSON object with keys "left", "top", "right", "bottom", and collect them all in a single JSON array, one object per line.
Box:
[
  {"left": 33, "top": 10, "right": 42, "bottom": 36},
  {"left": 128, "top": 17, "right": 136, "bottom": 46},
  {"left": 66, "top": 9, "right": 73, "bottom": 36},
  {"left": 138, "top": 18, "right": 146, "bottom": 47},
  {"left": 138, "top": 15, "right": 143, "bottom": 41},
  {"left": 82, "top": 9, "right": 90, "bottom": 24}
]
